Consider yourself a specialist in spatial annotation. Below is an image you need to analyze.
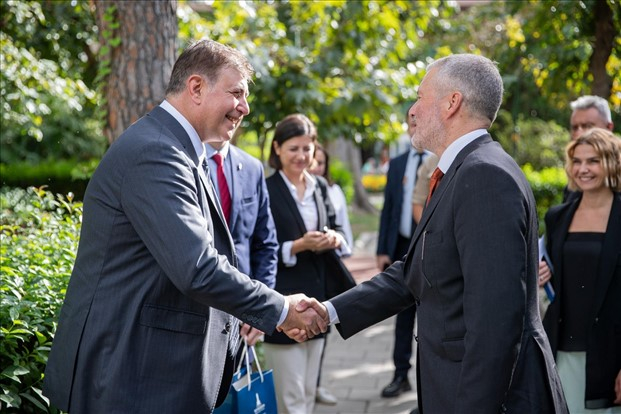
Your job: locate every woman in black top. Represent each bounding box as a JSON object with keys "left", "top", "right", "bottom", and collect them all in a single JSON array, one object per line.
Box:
[{"left": 540, "top": 128, "right": 621, "bottom": 411}]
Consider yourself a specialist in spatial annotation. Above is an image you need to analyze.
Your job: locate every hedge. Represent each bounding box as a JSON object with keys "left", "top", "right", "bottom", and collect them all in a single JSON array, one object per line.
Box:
[{"left": 1, "top": 187, "right": 79, "bottom": 413}]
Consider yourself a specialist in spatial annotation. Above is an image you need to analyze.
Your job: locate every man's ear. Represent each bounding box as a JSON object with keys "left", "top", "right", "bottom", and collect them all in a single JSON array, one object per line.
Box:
[
  {"left": 187, "top": 75, "right": 205, "bottom": 103},
  {"left": 446, "top": 92, "right": 463, "bottom": 116}
]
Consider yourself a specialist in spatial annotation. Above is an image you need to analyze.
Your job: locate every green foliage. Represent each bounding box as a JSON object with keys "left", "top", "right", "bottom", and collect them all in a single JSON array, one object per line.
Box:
[
  {"left": 178, "top": 0, "right": 458, "bottom": 158},
  {"left": 0, "top": 0, "right": 105, "bottom": 164},
  {"left": 491, "top": 109, "right": 570, "bottom": 170},
  {"left": 0, "top": 160, "right": 96, "bottom": 200},
  {"left": 1, "top": 187, "right": 80, "bottom": 413},
  {"left": 329, "top": 158, "right": 354, "bottom": 203},
  {"left": 521, "top": 164, "right": 567, "bottom": 233}
]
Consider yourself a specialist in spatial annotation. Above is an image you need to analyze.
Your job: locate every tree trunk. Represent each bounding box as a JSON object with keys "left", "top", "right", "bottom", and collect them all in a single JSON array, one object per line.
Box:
[
  {"left": 330, "top": 137, "right": 377, "bottom": 214},
  {"left": 95, "top": 0, "right": 178, "bottom": 143},
  {"left": 589, "top": 0, "right": 614, "bottom": 98}
]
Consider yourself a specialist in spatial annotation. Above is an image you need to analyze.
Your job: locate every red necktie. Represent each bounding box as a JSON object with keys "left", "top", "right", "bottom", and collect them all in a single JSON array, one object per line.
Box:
[
  {"left": 212, "top": 153, "right": 231, "bottom": 224},
  {"left": 426, "top": 167, "right": 444, "bottom": 206}
]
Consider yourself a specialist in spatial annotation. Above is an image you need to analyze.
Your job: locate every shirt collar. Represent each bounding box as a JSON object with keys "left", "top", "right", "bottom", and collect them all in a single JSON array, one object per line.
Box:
[
  {"left": 205, "top": 142, "right": 230, "bottom": 160},
  {"left": 159, "top": 100, "right": 205, "bottom": 165},
  {"left": 279, "top": 170, "right": 317, "bottom": 193},
  {"left": 437, "top": 129, "right": 487, "bottom": 173}
]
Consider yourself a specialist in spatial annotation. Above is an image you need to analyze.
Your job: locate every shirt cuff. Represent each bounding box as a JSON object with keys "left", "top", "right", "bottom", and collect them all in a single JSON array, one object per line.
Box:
[
  {"left": 323, "top": 300, "right": 339, "bottom": 325},
  {"left": 335, "top": 233, "right": 352, "bottom": 257},
  {"left": 281, "top": 240, "right": 297, "bottom": 266},
  {"left": 276, "top": 296, "right": 289, "bottom": 326}
]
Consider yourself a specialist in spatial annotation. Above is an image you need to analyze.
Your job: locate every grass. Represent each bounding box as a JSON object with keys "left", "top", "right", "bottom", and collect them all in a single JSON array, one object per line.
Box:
[{"left": 349, "top": 208, "right": 380, "bottom": 241}]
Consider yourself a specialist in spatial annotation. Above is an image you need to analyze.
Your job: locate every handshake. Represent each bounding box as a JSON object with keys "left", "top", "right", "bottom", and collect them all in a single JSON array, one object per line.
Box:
[{"left": 277, "top": 294, "right": 329, "bottom": 342}]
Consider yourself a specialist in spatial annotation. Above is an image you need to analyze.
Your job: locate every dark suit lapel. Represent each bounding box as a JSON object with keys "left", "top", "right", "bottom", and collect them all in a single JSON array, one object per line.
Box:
[
  {"left": 592, "top": 193, "right": 621, "bottom": 316},
  {"left": 548, "top": 199, "right": 579, "bottom": 297},
  {"left": 148, "top": 106, "right": 233, "bottom": 255},
  {"left": 272, "top": 173, "right": 308, "bottom": 235},
  {"left": 407, "top": 135, "right": 492, "bottom": 254}
]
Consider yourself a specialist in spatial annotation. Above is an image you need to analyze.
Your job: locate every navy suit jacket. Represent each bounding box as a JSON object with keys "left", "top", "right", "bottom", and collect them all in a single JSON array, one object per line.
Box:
[
  {"left": 227, "top": 145, "right": 278, "bottom": 288},
  {"left": 43, "top": 106, "right": 285, "bottom": 413},
  {"left": 377, "top": 150, "right": 410, "bottom": 260},
  {"left": 331, "top": 135, "right": 568, "bottom": 413},
  {"left": 543, "top": 192, "right": 621, "bottom": 409}
]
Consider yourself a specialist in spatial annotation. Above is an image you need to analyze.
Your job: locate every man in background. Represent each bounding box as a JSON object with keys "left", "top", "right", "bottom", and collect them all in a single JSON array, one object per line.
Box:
[
  {"left": 205, "top": 139, "right": 279, "bottom": 346},
  {"left": 376, "top": 111, "right": 431, "bottom": 400},
  {"left": 569, "top": 95, "right": 614, "bottom": 141}
]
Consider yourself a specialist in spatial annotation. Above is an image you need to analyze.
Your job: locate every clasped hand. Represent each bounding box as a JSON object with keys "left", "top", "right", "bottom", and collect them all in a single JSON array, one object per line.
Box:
[
  {"left": 302, "top": 229, "right": 340, "bottom": 253},
  {"left": 277, "top": 294, "right": 329, "bottom": 342}
]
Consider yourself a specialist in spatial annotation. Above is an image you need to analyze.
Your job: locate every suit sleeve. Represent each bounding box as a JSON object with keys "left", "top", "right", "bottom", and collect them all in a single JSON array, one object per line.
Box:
[
  {"left": 330, "top": 261, "right": 415, "bottom": 338},
  {"left": 452, "top": 161, "right": 529, "bottom": 409},
  {"left": 121, "top": 141, "right": 284, "bottom": 333}
]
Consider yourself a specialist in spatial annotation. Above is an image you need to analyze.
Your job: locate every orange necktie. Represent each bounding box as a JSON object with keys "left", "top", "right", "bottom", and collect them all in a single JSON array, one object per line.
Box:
[{"left": 426, "top": 167, "right": 444, "bottom": 206}]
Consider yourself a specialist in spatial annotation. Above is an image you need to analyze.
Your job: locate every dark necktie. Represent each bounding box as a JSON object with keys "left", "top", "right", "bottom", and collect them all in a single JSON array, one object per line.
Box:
[
  {"left": 414, "top": 152, "right": 425, "bottom": 174},
  {"left": 426, "top": 167, "right": 444, "bottom": 206},
  {"left": 212, "top": 153, "right": 231, "bottom": 224}
]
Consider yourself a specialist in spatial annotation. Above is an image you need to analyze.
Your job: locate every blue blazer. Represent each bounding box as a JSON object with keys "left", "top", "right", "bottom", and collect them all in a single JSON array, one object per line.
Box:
[
  {"left": 227, "top": 146, "right": 278, "bottom": 288},
  {"left": 543, "top": 192, "right": 621, "bottom": 409},
  {"left": 377, "top": 150, "right": 409, "bottom": 260}
]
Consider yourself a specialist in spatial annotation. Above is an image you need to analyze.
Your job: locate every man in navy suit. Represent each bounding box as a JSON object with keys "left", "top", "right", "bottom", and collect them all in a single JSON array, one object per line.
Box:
[
  {"left": 43, "top": 39, "right": 327, "bottom": 414},
  {"left": 293, "top": 53, "right": 568, "bottom": 413},
  {"left": 376, "top": 116, "right": 430, "bottom": 399},
  {"left": 205, "top": 141, "right": 279, "bottom": 344}
]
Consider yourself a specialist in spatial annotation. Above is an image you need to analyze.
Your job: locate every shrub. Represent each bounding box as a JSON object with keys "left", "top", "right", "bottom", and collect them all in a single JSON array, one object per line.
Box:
[
  {"left": 1, "top": 186, "right": 80, "bottom": 413},
  {"left": 521, "top": 164, "right": 567, "bottom": 233},
  {"left": 329, "top": 158, "right": 354, "bottom": 203},
  {"left": 0, "top": 159, "right": 98, "bottom": 200}
]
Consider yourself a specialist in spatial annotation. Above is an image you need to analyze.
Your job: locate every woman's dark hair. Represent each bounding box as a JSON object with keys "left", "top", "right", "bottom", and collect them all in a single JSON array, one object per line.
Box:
[
  {"left": 268, "top": 114, "right": 317, "bottom": 170},
  {"left": 314, "top": 144, "right": 334, "bottom": 185}
]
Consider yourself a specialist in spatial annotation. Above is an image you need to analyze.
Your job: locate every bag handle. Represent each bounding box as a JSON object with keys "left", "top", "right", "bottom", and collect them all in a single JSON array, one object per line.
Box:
[{"left": 240, "top": 339, "right": 265, "bottom": 391}]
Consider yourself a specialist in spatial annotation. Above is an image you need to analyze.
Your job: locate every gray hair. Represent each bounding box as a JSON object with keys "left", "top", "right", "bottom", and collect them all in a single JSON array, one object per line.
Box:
[
  {"left": 165, "top": 39, "right": 254, "bottom": 96},
  {"left": 570, "top": 95, "right": 612, "bottom": 123},
  {"left": 427, "top": 54, "right": 503, "bottom": 124}
]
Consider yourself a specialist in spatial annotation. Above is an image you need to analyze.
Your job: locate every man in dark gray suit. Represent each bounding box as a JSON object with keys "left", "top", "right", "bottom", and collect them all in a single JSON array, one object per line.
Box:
[
  {"left": 292, "top": 54, "right": 568, "bottom": 413},
  {"left": 42, "top": 39, "right": 327, "bottom": 414}
]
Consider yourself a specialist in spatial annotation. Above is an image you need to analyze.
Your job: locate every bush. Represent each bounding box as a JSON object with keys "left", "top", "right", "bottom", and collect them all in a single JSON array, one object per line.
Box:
[
  {"left": 1, "top": 186, "right": 80, "bottom": 413},
  {"left": 329, "top": 158, "right": 354, "bottom": 203},
  {"left": 0, "top": 159, "right": 98, "bottom": 200},
  {"left": 521, "top": 164, "right": 567, "bottom": 233}
]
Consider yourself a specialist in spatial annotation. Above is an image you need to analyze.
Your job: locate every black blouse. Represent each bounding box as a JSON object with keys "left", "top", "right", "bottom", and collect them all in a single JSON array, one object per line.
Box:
[{"left": 558, "top": 232, "right": 605, "bottom": 351}]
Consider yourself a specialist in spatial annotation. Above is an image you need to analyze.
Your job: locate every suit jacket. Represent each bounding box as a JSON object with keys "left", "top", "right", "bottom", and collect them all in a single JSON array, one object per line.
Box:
[
  {"left": 377, "top": 150, "right": 410, "bottom": 260},
  {"left": 543, "top": 192, "right": 621, "bottom": 409},
  {"left": 227, "top": 145, "right": 278, "bottom": 288},
  {"left": 265, "top": 172, "right": 348, "bottom": 345},
  {"left": 331, "top": 135, "right": 568, "bottom": 413},
  {"left": 42, "top": 106, "right": 285, "bottom": 414}
]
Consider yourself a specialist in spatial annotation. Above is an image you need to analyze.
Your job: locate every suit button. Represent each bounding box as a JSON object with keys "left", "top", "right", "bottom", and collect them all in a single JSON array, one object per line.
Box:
[
  {"left": 415, "top": 298, "right": 421, "bottom": 307},
  {"left": 414, "top": 335, "right": 419, "bottom": 343},
  {"left": 500, "top": 403, "right": 507, "bottom": 412},
  {"left": 222, "top": 322, "right": 231, "bottom": 334}
]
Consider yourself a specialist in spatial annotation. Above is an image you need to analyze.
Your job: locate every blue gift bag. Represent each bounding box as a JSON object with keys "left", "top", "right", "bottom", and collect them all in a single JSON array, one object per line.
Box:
[{"left": 214, "top": 343, "right": 278, "bottom": 414}]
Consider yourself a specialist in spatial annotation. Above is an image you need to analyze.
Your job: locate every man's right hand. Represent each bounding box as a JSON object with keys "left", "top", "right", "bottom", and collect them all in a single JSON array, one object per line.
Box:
[{"left": 277, "top": 294, "right": 328, "bottom": 341}]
